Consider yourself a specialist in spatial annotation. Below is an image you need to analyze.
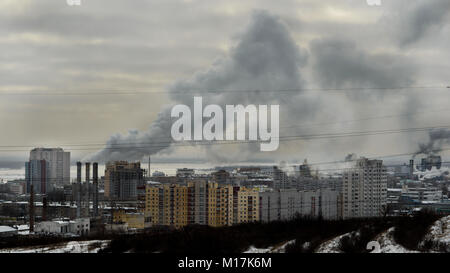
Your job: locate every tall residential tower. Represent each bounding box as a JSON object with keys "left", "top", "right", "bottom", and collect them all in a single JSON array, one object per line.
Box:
[
  {"left": 342, "top": 158, "right": 387, "bottom": 219},
  {"left": 29, "top": 148, "right": 70, "bottom": 188}
]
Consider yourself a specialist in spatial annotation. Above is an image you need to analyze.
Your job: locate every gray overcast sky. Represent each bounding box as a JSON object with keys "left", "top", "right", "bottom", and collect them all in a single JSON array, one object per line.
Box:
[{"left": 0, "top": 0, "right": 449, "bottom": 168}]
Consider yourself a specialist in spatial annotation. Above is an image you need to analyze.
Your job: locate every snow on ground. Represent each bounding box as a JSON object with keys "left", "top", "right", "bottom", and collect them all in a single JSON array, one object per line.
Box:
[
  {"left": 428, "top": 215, "right": 450, "bottom": 243},
  {"left": 0, "top": 240, "right": 110, "bottom": 253},
  {"left": 315, "top": 228, "right": 417, "bottom": 253},
  {"left": 374, "top": 227, "right": 418, "bottom": 253},
  {"left": 271, "top": 240, "right": 295, "bottom": 253},
  {"left": 315, "top": 216, "right": 450, "bottom": 253},
  {"left": 243, "top": 240, "right": 295, "bottom": 253},
  {"left": 243, "top": 246, "right": 272, "bottom": 253},
  {"left": 420, "top": 215, "right": 450, "bottom": 251},
  {"left": 315, "top": 233, "right": 350, "bottom": 253}
]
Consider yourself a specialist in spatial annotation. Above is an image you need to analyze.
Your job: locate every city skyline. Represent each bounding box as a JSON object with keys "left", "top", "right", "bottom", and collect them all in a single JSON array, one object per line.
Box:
[{"left": 1, "top": 0, "right": 450, "bottom": 259}]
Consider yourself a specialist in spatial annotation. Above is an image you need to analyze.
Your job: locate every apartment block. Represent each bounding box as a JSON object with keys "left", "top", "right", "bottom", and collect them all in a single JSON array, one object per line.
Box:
[
  {"left": 233, "top": 186, "right": 259, "bottom": 224},
  {"left": 270, "top": 166, "right": 290, "bottom": 189},
  {"left": 259, "top": 188, "right": 340, "bottom": 222},
  {"left": 187, "top": 179, "right": 208, "bottom": 225},
  {"left": 145, "top": 183, "right": 188, "bottom": 228},
  {"left": 104, "top": 161, "right": 144, "bottom": 201},
  {"left": 342, "top": 158, "right": 387, "bottom": 219},
  {"left": 30, "top": 148, "right": 70, "bottom": 187},
  {"left": 145, "top": 182, "right": 259, "bottom": 228},
  {"left": 25, "top": 159, "right": 50, "bottom": 194},
  {"left": 207, "top": 183, "right": 234, "bottom": 227}
]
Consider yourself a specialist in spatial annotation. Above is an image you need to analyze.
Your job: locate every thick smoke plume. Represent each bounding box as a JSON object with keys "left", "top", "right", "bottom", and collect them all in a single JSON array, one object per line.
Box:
[
  {"left": 414, "top": 129, "right": 450, "bottom": 158},
  {"left": 87, "top": 11, "right": 310, "bottom": 163},
  {"left": 345, "top": 153, "right": 358, "bottom": 162},
  {"left": 87, "top": 9, "right": 428, "bottom": 164}
]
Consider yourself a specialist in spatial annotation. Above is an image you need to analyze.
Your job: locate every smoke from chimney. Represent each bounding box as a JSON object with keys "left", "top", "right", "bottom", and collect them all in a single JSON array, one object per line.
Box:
[
  {"left": 85, "top": 11, "right": 309, "bottom": 164},
  {"left": 414, "top": 129, "right": 450, "bottom": 158}
]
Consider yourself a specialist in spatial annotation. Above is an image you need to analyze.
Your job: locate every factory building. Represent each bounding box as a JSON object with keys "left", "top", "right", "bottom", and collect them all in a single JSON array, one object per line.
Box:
[
  {"left": 176, "top": 168, "right": 195, "bottom": 178},
  {"left": 112, "top": 210, "right": 149, "bottom": 230},
  {"left": 34, "top": 218, "right": 90, "bottom": 236},
  {"left": 419, "top": 155, "right": 442, "bottom": 171}
]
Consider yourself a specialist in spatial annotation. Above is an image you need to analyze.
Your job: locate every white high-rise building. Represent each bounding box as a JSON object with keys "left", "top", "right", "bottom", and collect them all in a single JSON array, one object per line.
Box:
[
  {"left": 342, "top": 158, "right": 387, "bottom": 219},
  {"left": 268, "top": 166, "right": 290, "bottom": 189},
  {"left": 29, "top": 148, "right": 70, "bottom": 188}
]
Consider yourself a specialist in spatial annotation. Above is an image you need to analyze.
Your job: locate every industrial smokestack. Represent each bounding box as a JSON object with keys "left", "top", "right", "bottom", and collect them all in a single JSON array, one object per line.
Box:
[
  {"left": 93, "top": 162, "right": 99, "bottom": 217},
  {"left": 76, "top": 162, "right": 81, "bottom": 218},
  {"left": 85, "top": 162, "right": 90, "bottom": 182},
  {"left": 409, "top": 159, "right": 414, "bottom": 179},
  {"left": 85, "top": 162, "right": 91, "bottom": 218},
  {"left": 29, "top": 185, "right": 34, "bottom": 232}
]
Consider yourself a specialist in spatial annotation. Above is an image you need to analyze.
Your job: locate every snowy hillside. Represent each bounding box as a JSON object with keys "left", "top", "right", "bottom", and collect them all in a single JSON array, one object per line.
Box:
[
  {"left": 243, "top": 215, "right": 450, "bottom": 253},
  {"left": 319, "top": 215, "right": 449, "bottom": 253},
  {"left": 0, "top": 240, "right": 110, "bottom": 253},
  {"left": 374, "top": 227, "right": 418, "bottom": 253},
  {"left": 315, "top": 232, "right": 351, "bottom": 253},
  {"left": 243, "top": 240, "right": 295, "bottom": 253}
]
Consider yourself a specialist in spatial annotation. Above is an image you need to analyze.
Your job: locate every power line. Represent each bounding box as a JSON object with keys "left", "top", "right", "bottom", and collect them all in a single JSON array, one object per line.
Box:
[
  {"left": 0, "top": 104, "right": 449, "bottom": 152},
  {"left": 10, "top": 151, "right": 450, "bottom": 176},
  {"left": 0, "top": 123, "right": 448, "bottom": 151}
]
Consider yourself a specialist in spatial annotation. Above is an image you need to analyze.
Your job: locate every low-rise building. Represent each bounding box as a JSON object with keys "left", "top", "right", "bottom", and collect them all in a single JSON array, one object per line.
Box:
[
  {"left": 34, "top": 218, "right": 90, "bottom": 236},
  {"left": 113, "top": 210, "right": 149, "bottom": 230}
]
